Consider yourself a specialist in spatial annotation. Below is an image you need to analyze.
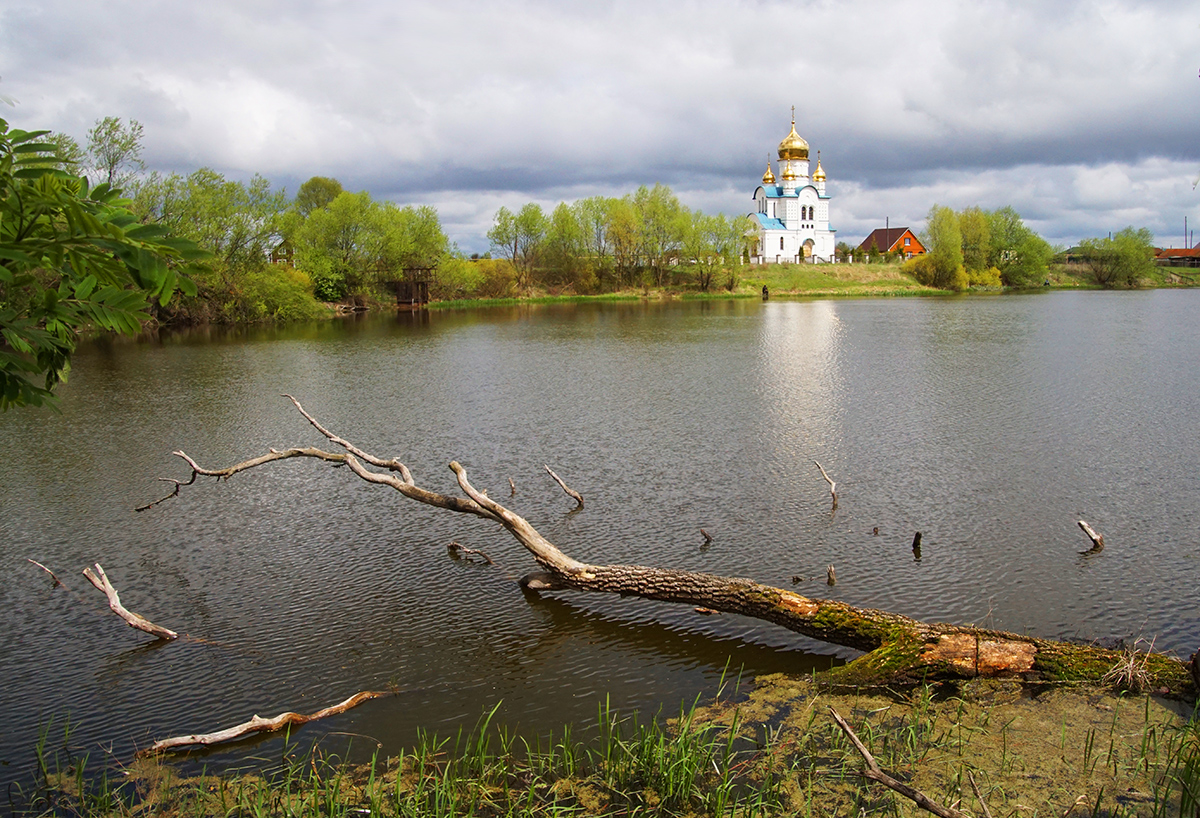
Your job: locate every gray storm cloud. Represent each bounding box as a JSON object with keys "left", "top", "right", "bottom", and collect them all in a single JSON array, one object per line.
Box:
[{"left": 2, "top": 0, "right": 1196, "bottom": 251}]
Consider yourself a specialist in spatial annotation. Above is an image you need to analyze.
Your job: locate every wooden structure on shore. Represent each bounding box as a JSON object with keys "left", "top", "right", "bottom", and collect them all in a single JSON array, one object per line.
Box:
[{"left": 383, "top": 266, "right": 435, "bottom": 309}]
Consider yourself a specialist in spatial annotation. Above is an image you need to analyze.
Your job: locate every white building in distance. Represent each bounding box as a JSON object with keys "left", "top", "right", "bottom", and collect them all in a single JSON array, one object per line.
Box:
[{"left": 751, "top": 112, "right": 836, "bottom": 264}]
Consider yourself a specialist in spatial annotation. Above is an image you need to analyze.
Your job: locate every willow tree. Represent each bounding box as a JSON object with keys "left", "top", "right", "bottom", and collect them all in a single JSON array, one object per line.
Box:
[{"left": 153, "top": 396, "right": 1197, "bottom": 694}]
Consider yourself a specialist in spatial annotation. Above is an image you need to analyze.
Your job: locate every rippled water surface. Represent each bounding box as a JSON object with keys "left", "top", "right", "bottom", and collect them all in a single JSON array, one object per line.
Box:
[{"left": 2, "top": 291, "right": 1199, "bottom": 787}]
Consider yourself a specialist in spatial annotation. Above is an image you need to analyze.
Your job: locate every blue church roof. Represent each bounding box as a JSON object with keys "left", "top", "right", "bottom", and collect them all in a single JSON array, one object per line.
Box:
[{"left": 754, "top": 213, "right": 787, "bottom": 230}]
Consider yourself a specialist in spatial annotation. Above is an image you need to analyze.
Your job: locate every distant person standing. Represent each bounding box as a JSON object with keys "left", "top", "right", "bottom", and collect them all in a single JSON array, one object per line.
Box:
[{"left": 762, "top": 284, "right": 769, "bottom": 300}]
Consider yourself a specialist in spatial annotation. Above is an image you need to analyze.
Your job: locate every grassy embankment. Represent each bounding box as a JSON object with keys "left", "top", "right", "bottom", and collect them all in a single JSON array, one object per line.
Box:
[
  {"left": 427, "top": 260, "right": 1198, "bottom": 310},
  {"left": 24, "top": 676, "right": 1200, "bottom": 818}
]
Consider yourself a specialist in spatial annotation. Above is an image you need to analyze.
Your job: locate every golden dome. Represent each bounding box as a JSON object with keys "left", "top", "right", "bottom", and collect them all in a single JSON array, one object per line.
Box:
[
  {"left": 781, "top": 161, "right": 798, "bottom": 181},
  {"left": 777, "top": 110, "right": 809, "bottom": 161},
  {"left": 813, "top": 152, "right": 825, "bottom": 181},
  {"left": 762, "top": 158, "right": 776, "bottom": 184}
]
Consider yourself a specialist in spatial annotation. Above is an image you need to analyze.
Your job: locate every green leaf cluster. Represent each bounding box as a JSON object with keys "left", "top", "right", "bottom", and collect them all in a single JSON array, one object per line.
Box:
[{"left": 0, "top": 117, "right": 207, "bottom": 410}]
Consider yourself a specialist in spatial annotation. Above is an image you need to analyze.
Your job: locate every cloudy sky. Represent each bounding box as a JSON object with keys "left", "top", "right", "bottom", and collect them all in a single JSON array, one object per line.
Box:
[{"left": 2, "top": 0, "right": 1197, "bottom": 253}]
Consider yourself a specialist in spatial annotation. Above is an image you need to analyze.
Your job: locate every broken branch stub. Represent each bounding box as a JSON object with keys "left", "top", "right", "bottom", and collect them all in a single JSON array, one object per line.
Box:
[
  {"left": 1077, "top": 520, "right": 1104, "bottom": 554},
  {"left": 544, "top": 464, "right": 583, "bottom": 509},
  {"left": 82, "top": 563, "right": 177, "bottom": 640},
  {"left": 814, "top": 460, "right": 838, "bottom": 510},
  {"left": 144, "top": 397, "right": 1195, "bottom": 692}
]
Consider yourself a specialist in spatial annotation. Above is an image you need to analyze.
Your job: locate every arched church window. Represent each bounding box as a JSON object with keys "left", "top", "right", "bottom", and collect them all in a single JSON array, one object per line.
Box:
[{"left": 780, "top": 237, "right": 785, "bottom": 250}]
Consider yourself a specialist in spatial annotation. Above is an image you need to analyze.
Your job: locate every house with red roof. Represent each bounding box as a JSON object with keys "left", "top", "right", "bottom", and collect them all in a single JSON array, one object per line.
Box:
[{"left": 857, "top": 227, "right": 925, "bottom": 259}]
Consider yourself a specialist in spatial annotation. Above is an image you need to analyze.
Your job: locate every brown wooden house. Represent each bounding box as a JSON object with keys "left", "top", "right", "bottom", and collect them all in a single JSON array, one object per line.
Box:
[{"left": 857, "top": 227, "right": 925, "bottom": 259}]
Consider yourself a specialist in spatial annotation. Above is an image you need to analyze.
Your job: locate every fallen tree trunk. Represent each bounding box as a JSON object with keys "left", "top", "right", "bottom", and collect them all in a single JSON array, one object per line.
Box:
[{"left": 150, "top": 396, "right": 1195, "bottom": 694}]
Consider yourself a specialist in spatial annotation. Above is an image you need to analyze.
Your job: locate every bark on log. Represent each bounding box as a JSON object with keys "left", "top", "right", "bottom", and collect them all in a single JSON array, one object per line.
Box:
[
  {"left": 147, "top": 396, "right": 1194, "bottom": 694},
  {"left": 141, "top": 690, "right": 388, "bottom": 755},
  {"left": 82, "top": 563, "right": 178, "bottom": 640}
]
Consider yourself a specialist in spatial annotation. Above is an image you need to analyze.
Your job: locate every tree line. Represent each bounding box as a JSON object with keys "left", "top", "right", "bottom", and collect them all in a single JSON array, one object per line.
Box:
[
  {"left": 479, "top": 184, "right": 756, "bottom": 297},
  {"left": 34, "top": 118, "right": 453, "bottom": 323},
  {"left": 910, "top": 204, "right": 1158, "bottom": 290}
]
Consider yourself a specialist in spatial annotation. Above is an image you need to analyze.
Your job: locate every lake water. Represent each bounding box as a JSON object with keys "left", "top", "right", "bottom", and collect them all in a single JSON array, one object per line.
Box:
[{"left": 2, "top": 290, "right": 1199, "bottom": 789}]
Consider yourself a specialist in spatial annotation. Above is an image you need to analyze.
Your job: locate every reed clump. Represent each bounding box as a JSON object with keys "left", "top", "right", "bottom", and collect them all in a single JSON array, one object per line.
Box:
[{"left": 15, "top": 679, "right": 1200, "bottom": 818}]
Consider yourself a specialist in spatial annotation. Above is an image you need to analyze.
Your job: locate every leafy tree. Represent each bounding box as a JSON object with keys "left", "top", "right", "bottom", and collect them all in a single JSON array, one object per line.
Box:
[
  {"left": 916, "top": 204, "right": 967, "bottom": 290},
  {"left": 606, "top": 197, "right": 641, "bottom": 287},
  {"left": 835, "top": 241, "right": 852, "bottom": 262},
  {"left": 543, "top": 202, "right": 588, "bottom": 288},
  {"left": 1077, "top": 227, "right": 1156, "bottom": 288},
  {"left": 959, "top": 206, "right": 991, "bottom": 273},
  {"left": 574, "top": 196, "right": 613, "bottom": 290},
  {"left": 295, "top": 176, "right": 343, "bottom": 217},
  {"left": 26, "top": 132, "right": 86, "bottom": 171},
  {"left": 0, "top": 117, "right": 204, "bottom": 409},
  {"left": 86, "top": 116, "right": 145, "bottom": 189},
  {"left": 487, "top": 204, "right": 546, "bottom": 290},
  {"left": 986, "top": 206, "right": 1053, "bottom": 287},
  {"left": 632, "top": 184, "right": 686, "bottom": 286}
]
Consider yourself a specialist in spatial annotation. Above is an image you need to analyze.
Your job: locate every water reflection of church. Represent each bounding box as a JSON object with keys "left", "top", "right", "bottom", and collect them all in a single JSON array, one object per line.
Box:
[{"left": 751, "top": 110, "right": 836, "bottom": 264}]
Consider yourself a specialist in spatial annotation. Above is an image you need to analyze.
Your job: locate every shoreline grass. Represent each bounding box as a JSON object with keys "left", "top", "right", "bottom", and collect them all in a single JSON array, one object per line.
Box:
[{"left": 18, "top": 678, "right": 1200, "bottom": 818}]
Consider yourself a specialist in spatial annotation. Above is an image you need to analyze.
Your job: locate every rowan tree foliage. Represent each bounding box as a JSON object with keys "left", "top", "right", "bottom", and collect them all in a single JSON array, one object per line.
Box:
[{"left": 0, "top": 117, "right": 205, "bottom": 409}]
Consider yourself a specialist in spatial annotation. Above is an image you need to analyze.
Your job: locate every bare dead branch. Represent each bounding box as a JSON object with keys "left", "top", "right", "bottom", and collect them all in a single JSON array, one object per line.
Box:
[
  {"left": 284, "top": 394, "right": 414, "bottom": 482},
  {"left": 544, "top": 464, "right": 584, "bottom": 509},
  {"left": 28, "top": 559, "right": 62, "bottom": 587},
  {"left": 509, "top": 477, "right": 516, "bottom": 496},
  {"left": 448, "top": 541, "right": 494, "bottom": 565},
  {"left": 830, "top": 706, "right": 973, "bottom": 818},
  {"left": 141, "top": 690, "right": 388, "bottom": 755},
  {"left": 135, "top": 472, "right": 198, "bottom": 512},
  {"left": 700, "top": 528, "right": 713, "bottom": 544},
  {"left": 814, "top": 460, "right": 838, "bottom": 509},
  {"left": 1077, "top": 520, "right": 1104, "bottom": 554},
  {"left": 82, "top": 563, "right": 178, "bottom": 640},
  {"left": 968, "top": 772, "right": 993, "bottom": 818},
  {"left": 827, "top": 565, "right": 837, "bottom": 586}
]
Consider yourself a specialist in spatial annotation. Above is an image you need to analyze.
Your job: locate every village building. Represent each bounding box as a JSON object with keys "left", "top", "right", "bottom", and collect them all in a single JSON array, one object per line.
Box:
[
  {"left": 857, "top": 227, "right": 925, "bottom": 259},
  {"left": 750, "top": 111, "right": 836, "bottom": 264}
]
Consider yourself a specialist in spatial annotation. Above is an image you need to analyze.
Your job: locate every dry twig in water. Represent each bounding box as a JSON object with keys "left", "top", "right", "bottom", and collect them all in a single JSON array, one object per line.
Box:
[
  {"left": 830, "top": 706, "right": 973, "bottom": 818},
  {"left": 814, "top": 460, "right": 838, "bottom": 510},
  {"left": 82, "top": 563, "right": 178, "bottom": 640},
  {"left": 142, "top": 691, "right": 388, "bottom": 754},
  {"left": 544, "top": 464, "right": 583, "bottom": 509}
]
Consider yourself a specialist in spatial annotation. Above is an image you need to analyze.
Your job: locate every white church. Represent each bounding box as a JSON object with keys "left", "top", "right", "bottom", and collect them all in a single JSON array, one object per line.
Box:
[{"left": 750, "top": 111, "right": 836, "bottom": 264}]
